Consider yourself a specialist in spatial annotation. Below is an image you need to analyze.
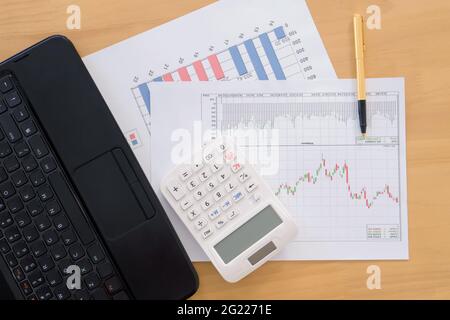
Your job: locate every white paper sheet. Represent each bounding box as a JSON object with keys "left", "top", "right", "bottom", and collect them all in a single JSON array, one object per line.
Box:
[
  {"left": 149, "top": 79, "right": 409, "bottom": 260},
  {"left": 82, "top": 0, "right": 336, "bottom": 181}
]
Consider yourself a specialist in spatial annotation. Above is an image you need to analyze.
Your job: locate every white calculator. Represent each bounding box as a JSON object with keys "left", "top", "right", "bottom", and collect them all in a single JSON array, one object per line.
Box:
[{"left": 160, "top": 141, "right": 297, "bottom": 282}]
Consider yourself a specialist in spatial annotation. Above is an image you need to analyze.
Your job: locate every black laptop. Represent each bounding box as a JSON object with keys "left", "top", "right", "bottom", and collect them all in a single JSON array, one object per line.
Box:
[{"left": 0, "top": 36, "right": 198, "bottom": 300}]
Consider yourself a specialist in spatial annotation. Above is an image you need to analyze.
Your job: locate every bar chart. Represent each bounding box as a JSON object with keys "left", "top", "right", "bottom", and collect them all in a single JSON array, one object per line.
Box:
[{"left": 132, "top": 26, "right": 315, "bottom": 134}]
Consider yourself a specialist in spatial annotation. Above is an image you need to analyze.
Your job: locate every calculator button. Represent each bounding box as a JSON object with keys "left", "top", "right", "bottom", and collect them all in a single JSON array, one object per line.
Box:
[
  {"left": 179, "top": 169, "right": 192, "bottom": 181},
  {"left": 195, "top": 218, "right": 208, "bottom": 230},
  {"left": 201, "top": 197, "right": 213, "bottom": 210},
  {"left": 251, "top": 193, "right": 262, "bottom": 203},
  {"left": 180, "top": 197, "right": 194, "bottom": 210},
  {"left": 224, "top": 179, "right": 237, "bottom": 193},
  {"left": 187, "top": 177, "right": 200, "bottom": 190},
  {"left": 232, "top": 190, "right": 244, "bottom": 202},
  {"left": 245, "top": 181, "right": 258, "bottom": 193},
  {"left": 193, "top": 162, "right": 203, "bottom": 172},
  {"left": 193, "top": 187, "right": 207, "bottom": 200},
  {"left": 211, "top": 162, "right": 223, "bottom": 173},
  {"left": 201, "top": 228, "right": 213, "bottom": 239},
  {"left": 238, "top": 171, "right": 250, "bottom": 182},
  {"left": 167, "top": 180, "right": 186, "bottom": 201},
  {"left": 224, "top": 150, "right": 235, "bottom": 162},
  {"left": 213, "top": 189, "right": 225, "bottom": 202},
  {"left": 215, "top": 218, "right": 227, "bottom": 229},
  {"left": 203, "top": 152, "right": 215, "bottom": 163},
  {"left": 231, "top": 162, "right": 243, "bottom": 173},
  {"left": 221, "top": 199, "right": 232, "bottom": 211},
  {"left": 217, "top": 169, "right": 230, "bottom": 183},
  {"left": 217, "top": 143, "right": 227, "bottom": 153},
  {"left": 187, "top": 208, "right": 199, "bottom": 220},
  {"left": 206, "top": 178, "right": 217, "bottom": 191},
  {"left": 208, "top": 208, "right": 221, "bottom": 220},
  {"left": 227, "top": 210, "right": 239, "bottom": 220},
  {"left": 198, "top": 168, "right": 211, "bottom": 182}
]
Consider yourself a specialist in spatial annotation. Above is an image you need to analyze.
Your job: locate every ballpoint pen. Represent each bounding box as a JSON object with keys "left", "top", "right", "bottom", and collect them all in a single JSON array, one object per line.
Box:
[{"left": 353, "top": 14, "right": 367, "bottom": 137}]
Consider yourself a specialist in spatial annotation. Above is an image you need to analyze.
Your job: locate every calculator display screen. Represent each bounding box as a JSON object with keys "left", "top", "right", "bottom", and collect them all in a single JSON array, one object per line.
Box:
[{"left": 214, "top": 205, "right": 282, "bottom": 264}]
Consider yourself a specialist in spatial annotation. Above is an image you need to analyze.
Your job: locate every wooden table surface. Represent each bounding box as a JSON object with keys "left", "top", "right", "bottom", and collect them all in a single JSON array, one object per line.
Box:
[{"left": 2, "top": 0, "right": 450, "bottom": 299}]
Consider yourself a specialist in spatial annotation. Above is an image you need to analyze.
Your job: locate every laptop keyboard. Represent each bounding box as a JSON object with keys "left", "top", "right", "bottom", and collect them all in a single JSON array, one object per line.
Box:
[{"left": 0, "top": 75, "right": 128, "bottom": 300}]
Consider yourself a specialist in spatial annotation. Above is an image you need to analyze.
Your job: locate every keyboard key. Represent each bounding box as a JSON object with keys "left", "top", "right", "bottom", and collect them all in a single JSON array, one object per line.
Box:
[
  {"left": 19, "top": 280, "right": 33, "bottom": 296},
  {"left": 13, "top": 141, "right": 30, "bottom": 157},
  {"left": 30, "top": 240, "right": 47, "bottom": 258},
  {"left": 12, "top": 266, "right": 25, "bottom": 282},
  {"left": 91, "top": 288, "right": 110, "bottom": 300},
  {"left": 87, "top": 244, "right": 105, "bottom": 264},
  {"left": 84, "top": 273, "right": 100, "bottom": 290},
  {"left": 53, "top": 285, "right": 70, "bottom": 300},
  {"left": 97, "top": 262, "right": 113, "bottom": 279},
  {"left": 9, "top": 195, "right": 25, "bottom": 213},
  {"left": 58, "top": 258, "right": 72, "bottom": 275},
  {"left": 0, "top": 181, "right": 16, "bottom": 199},
  {"left": 0, "top": 100, "right": 5, "bottom": 115},
  {"left": 40, "top": 156, "right": 56, "bottom": 173},
  {"left": 0, "top": 141, "right": 11, "bottom": 158},
  {"left": 5, "top": 226, "right": 20, "bottom": 243},
  {"left": 20, "top": 255, "right": 37, "bottom": 273},
  {"left": 0, "top": 76, "right": 13, "bottom": 93},
  {"left": 19, "top": 185, "right": 35, "bottom": 201},
  {"left": 5, "top": 252, "right": 18, "bottom": 267},
  {"left": 29, "top": 270, "right": 45, "bottom": 287},
  {"left": 0, "top": 113, "right": 21, "bottom": 142},
  {"left": 0, "top": 168, "right": 7, "bottom": 183},
  {"left": 60, "top": 228, "right": 77, "bottom": 246},
  {"left": 30, "top": 170, "right": 45, "bottom": 187},
  {"left": 48, "top": 172, "right": 95, "bottom": 245},
  {"left": 166, "top": 180, "right": 185, "bottom": 201},
  {"left": 29, "top": 134, "right": 48, "bottom": 158},
  {"left": 0, "top": 198, "right": 5, "bottom": 211},
  {"left": 11, "top": 170, "right": 27, "bottom": 187},
  {"left": 69, "top": 243, "right": 84, "bottom": 260},
  {"left": 4, "top": 155, "right": 19, "bottom": 172},
  {"left": 104, "top": 276, "right": 122, "bottom": 295},
  {"left": 73, "top": 289, "right": 90, "bottom": 300},
  {"left": 4, "top": 91, "right": 21, "bottom": 108},
  {"left": 50, "top": 243, "right": 66, "bottom": 261},
  {"left": 0, "top": 238, "right": 10, "bottom": 253},
  {"left": 14, "top": 211, "right": 31, "bottom": 228},
  {"left": 46, "top": 269, "right": 63, "bottom": 287},
  {"left": 38, "top": 255, "right": 55, "bottom": 272},
  {"left": 22, "top": 155, "right": 38, "bottom": 172},
  {"left": 37, "top": 185, "right": 53, "bottom": 201},
  {"left": 53, "top": 213, "right": 69, "bottom": 231},
  {"left": 12, "top": 105, "right": 29, "bottom": 122},
  {"left": 0, "top": 211, "right": 13, "bottom": 228},
  {"left": 78, "top": 258, "right": 93, "bottom": 275},
  {"left": 22, "top": 225, "right": 39, "bottom": 242},
  {"left": 43, "top": 229, "right": 58, "bottom": 246},
  {"left": 45, "top": 200, "right": 60, "bottom": 215},
  {"left": 12, "top": 240, "right": 29, "bottom": 258},
  {"left": 35, "top": 214, "right": 51, "bottom": 231},
  {"left": 20, "top": 120, "right": 37, "bottom": 137},
  {"left": 36, "top": 285, "right": 52, "bottom": 300},
  {"left": 113, "top": 291, "right": 129, "bottom": 300},
  {"left": 27, "top": 199, "right": 43, "bottom": 216}
]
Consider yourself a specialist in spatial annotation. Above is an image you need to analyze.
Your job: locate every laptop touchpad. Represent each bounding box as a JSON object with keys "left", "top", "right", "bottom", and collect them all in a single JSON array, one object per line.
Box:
[{"left": 73, "top": 149, "right": 153, "bottom": 240}]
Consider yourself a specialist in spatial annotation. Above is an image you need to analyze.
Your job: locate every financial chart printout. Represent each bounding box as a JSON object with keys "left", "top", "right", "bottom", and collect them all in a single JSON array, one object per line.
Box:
[
  {"left": 83, "top": 0, "right": 336, "bottom": 181},
  {"left": 149, "top": 79, "right": 408, "bottom": 260}
]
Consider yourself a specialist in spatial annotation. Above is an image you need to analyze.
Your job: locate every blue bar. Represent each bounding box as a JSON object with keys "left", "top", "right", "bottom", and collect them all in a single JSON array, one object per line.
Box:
[
  {"left": 274, "top": 26, "right": 286, "bottom": 40},
  {"left": 244, "top": 39, "right": 268, "bottom": 80},
  {"left": 259, "top": 33, "right": 286, "bottom": 80},
  {"left": 153, "top": 76, "right": 163, "bottom": 82},
  {"left": 229, "top": 46, "right": 247, "bottom": 76},
  {"left": 138, "top": 83, "right": 151, "bottom": 113}
]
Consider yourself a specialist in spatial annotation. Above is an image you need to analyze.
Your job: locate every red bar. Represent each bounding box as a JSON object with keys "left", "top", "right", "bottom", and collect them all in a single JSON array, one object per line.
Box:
[
  {"left": 207, "top": 54, "right": 225, "bottom": 80},
  {"left": 162, "top": 73, "right": 174, "bottom": 81},
  {"left": 177, "top": 67, "right": 191, "bottom": 81},
  {"left": 193, "top": 61, "right": 208, "bottom": 81}
]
